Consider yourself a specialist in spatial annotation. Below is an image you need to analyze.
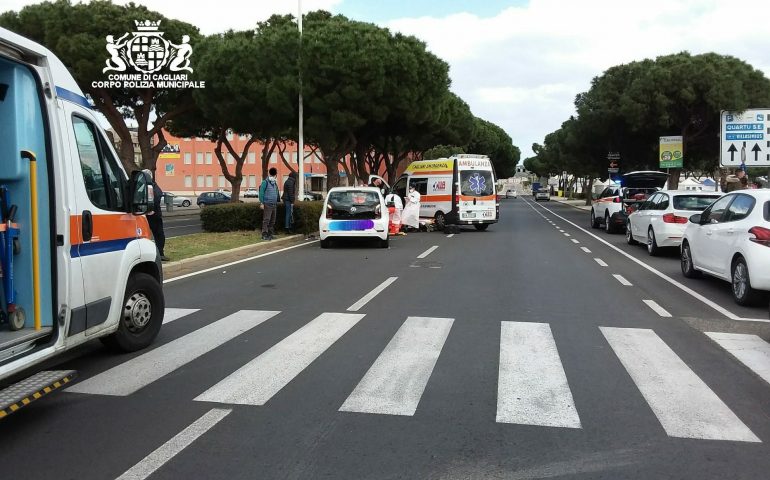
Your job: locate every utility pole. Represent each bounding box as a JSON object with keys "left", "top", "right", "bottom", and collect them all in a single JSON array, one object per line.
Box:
[{"left": 297, "top": 0, "right": 305, "bottom": 200}]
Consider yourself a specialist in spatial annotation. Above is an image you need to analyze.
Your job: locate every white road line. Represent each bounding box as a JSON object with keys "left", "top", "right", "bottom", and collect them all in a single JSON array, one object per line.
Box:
[
  {"left": 347, "top": 277, "right": 398, "bottom": 311},
  {"left": 613, "top": 274, "right": 633, "bottom": 286},
  {"left": 340, "top": 316, "right": 453, "bottom": 416},
  {"left": 558, "top": 229, "right": 565, "bottom": 232},
  {"left": 163, "top": 308, "right": 199, "bottom": 325},
  {"left": 580, "top": 247, "right": 591, "bottom": 253},
  {"left": 706, "top": 332, "right": 770, "bottom": 385},
  {"left": 69, "top": 310, "right": 280, "bottom": 396},
  {"left": 496, "top": 322, "right": 581, "bottom": 428},
  {"left": 594, "top": 258, "right": 608, "bottom": 267},
  {"left": 563, "top": 233, "right": 571, "bottom": 237},
  {"left": 195, "top": 312, "right": 365, "bottom": 406},
  {"left": 116, "top": 408, "right": 231, "bottom": 480},
  {"left": 571, "top": 239, "right": 580, "bottom": 244},
  {"left": 525, "top": 199, "right": 770, "bottom": 323},
  {"left": 643, "top": 299, "right": 672, "bottom": 317},
  {"left": 446, "top": 234, "right": 455, "bottom": 238},
  {"left": 601, "top": 327, "right": 759, "bottom": 442},
  {"left": 164, "top": 240, "right": 316, "bottom": 284},
  {"left": 417, "top": 245, "right": 439, "bottom": 259}
]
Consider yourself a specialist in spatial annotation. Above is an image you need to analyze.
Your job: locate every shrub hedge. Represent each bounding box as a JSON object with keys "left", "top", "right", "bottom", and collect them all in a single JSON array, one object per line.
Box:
[{"left": 200, "top": 201, "right": 325, "bottom": 235}]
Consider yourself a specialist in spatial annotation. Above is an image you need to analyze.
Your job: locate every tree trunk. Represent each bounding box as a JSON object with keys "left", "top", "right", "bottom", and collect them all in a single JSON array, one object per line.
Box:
[{"left": 584, "top": 177, "right": 594, "bottom": 206}]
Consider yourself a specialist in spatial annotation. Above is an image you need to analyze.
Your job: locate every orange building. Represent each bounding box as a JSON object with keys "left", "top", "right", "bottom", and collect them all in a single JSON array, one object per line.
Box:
[{"left": 155, "top": 130, "right": 364, "bottom": 195}]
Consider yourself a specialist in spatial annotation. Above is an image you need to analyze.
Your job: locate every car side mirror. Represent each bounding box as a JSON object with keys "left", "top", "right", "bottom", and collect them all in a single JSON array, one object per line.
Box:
[
  {"left": 129, "top": 170, "right": 153, "bottom": 215},
  {"left": 689, "top": 214, "right": 701, "bottom": 224}
]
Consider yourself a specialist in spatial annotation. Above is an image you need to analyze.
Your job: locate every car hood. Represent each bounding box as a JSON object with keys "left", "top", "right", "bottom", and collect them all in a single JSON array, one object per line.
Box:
[{"left": 622, "top": 171, "right": 668, "bottom": 189}]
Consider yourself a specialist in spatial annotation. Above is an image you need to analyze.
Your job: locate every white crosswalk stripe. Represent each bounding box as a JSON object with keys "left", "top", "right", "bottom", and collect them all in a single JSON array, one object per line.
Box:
[
  {"left": 601, "top": 327, "right": 760, "bottom": 442},
  {"left": 706, "top": 332, "right": 770, "bottom": 386},
  {"left": 340, "top": 316, "right": 453, "bottom": 416},
  {"left": 68, "top": 310, "right": 279, "bottom": 396},
  {"left": 195, "top": 312, "right": 365, "bottom": 406},
  {"left": 496, "top": 322, "right": 581, "bottom": 428},
  {"left": 163, "top": 308, "right": 199, "bottom": 324}
]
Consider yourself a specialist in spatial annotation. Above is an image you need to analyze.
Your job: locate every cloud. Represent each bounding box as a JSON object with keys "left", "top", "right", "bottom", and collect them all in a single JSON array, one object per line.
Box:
[{"left": 386, "top": 0, "right": 770, "bottom": 160}]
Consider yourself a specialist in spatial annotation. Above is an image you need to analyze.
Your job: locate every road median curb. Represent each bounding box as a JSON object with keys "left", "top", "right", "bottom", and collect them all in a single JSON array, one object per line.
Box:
[{"left": 162, "top": 234, "right": 315, "bottom": 279}]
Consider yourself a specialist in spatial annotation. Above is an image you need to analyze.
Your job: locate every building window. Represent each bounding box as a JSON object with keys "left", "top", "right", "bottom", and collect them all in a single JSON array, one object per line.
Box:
[
  {"left": 226, "top": 129, "right": 234, "bottom": 141},
  {"left": 184, "top": 152, "right": 191, "bottom": 165},
  {"left": 206, "top": 175, "right": 213, "bottom": 187},
  {"left": 304, "top": 152, "right": 312, "bottom": 163},
  {"left": 196, "top": 175, "right": 204, "bottom": 187},
  {"left": 184, "top": 175, "right": 192, "bottom": 188},
  {"left": 247, "top": 152, "right": 256, "bottom": 164},
  {"left": 205, "top": 152, "right": 212, "bottom": 164},
  {"left": 196, "top": 137, "right": 204, "bottom": 142},
  {"left": 218, "top": 175, "right": 226, "bottom": 188},
  {"left": 249, "top": 175, "right": 257, "bottom": 187},
  {"left": 270, "top": 152, "right": 277, "bottom": 164},
  {"left": 291, "top": 152, "right": 298, "bottom": 164},
  {"left": 184, "top": 137, "right": 191, "bottom": 142},
  {"left": 227, "top": 153, "right": 234, "bottom": 165},
  {"left": 314, "top": 152, "right": 321, "bottom": 164},
  {"left": 196, "top": 152, "right": 203, "bottom": 164}
]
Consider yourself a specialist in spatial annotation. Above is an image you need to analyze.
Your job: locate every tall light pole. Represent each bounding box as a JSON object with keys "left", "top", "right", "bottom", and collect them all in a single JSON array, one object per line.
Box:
[{"left": 297, "top": 0, "right": 305, "bottom": 201}]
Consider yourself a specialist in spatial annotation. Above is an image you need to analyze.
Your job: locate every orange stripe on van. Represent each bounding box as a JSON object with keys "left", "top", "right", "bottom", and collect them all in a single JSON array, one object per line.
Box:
[
  {"left": 422, "top": 194, "right": 453, "bottom": 202},
  {"left": 459, "top": 194, "right": 496, "bottom": 202},
  {"left": 69, "top": 213, "right": 150, "bottom": 245}
]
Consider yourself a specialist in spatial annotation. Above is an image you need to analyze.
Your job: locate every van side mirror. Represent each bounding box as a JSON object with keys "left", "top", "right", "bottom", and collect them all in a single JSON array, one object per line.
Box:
[
  {"left": 128, "top": 170, "right": 153, "bottom": 215},
  {"left": 689, "top": 214, "right": 701, "bottom": 224}
]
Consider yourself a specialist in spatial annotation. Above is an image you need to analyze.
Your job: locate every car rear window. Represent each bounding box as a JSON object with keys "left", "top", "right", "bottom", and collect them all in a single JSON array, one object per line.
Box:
[
  {"left": 460, "top": 171, "right": 494, "bottom": 196},
  {"left": 328, "top": 190, "right": 380, "bottom": 206},
  {"left": 673, "top": 195, "right": 721, "bottom": 211}
]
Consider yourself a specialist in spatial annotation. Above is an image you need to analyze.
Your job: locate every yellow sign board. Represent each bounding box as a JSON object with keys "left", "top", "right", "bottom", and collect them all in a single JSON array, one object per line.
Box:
[
  {"left": 405, "top": 159, "right": 454, "bottom": 173},
  {"left": 659, "top": 136, "right": 683, "bottom": 168}
]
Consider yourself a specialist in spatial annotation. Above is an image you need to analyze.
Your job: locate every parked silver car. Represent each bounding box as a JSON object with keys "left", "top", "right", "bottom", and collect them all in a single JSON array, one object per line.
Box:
[{"left": 163, "top": 192, "right": 192, "bottom": 207}]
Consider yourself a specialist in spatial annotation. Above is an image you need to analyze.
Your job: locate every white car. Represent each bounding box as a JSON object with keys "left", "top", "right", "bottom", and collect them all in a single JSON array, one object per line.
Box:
[
  {"left": 626, "top": 190, "right": 722, "bottom": 255},
  {"left": 534, "top": 189, "right": 550, "bottom": 201},
  {"left": 163, "top": 192, "right": 192, "bottom": 207},
  {"left": 243, "top": 188, "right": 259, "bottom": 198},
  {"left": 319, "top": 187, "right": 389, "bottom": 249},
  {"left": 590, "top": 171, "right": 668, "bottom": 233},
  {"left": 680, "top": 190, "right": 770, "bottom": 305},
  {"left": 505, "top": 189, "right": 518, "bottom": 199}
]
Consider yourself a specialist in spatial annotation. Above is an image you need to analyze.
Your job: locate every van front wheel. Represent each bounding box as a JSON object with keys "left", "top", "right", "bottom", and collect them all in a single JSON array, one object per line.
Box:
[{"left": 101, "top": 272, "right": 164, "bottom": 352}]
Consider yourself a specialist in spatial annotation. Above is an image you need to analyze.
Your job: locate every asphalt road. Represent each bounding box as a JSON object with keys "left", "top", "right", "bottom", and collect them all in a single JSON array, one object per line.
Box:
[
  {"left": 163, "top": 214, "right": 203, "bottom": 238},
  {"left": 2, "top": 198, "right": 770, "bottom": 479}
]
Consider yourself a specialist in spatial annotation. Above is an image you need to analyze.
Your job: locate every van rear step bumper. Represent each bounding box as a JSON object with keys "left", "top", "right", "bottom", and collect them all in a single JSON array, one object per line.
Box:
[{"left": 0, "top": 370, "right": 77, "bottom": 419}]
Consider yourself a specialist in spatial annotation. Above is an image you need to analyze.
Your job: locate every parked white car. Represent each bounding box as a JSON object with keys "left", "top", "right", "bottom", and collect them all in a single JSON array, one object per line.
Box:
[
  {"left": 319, "top": 187, "right": 389, "bottom": 248},
  {"left": 163, "top": 192, "right": 192, "bottom": 207},
  {"left": 626, "top": 190, "right": 723, "bottom": 255},
  {"left": 680, "top": 190, "right": 770, "bottom": 305},
  {"left": 590, "top": 171, "right": 668, "bottom": 233}
]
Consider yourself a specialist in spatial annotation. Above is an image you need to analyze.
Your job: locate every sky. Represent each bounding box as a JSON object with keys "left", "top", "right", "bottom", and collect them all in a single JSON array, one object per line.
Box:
[{"left": 4, "top": 0, "right": 770, "bottom": 160}]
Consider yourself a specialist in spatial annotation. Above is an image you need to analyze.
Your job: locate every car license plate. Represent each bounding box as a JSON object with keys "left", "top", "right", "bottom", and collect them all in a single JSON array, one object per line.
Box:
[{"left": 464, "top": 212, "right": 476, "bottom": 218}]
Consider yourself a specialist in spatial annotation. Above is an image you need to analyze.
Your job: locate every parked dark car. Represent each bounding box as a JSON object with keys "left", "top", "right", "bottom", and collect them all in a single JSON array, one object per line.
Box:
[{"left": 197, "top": 191, "right": 232, "bottom": 206}]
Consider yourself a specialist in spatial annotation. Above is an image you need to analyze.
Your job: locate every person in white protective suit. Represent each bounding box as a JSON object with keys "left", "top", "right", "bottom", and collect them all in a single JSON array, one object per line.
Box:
[
  {"left": 385, "top": 192, "right": 404, "bottom": 235},
  {"left": 401, "top": 185, "right": 421, "bottom": 231}
]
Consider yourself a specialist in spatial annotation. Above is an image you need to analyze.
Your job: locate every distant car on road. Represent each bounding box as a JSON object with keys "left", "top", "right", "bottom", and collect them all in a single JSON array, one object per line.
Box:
[
  {"left": 680, "top": 190, "right": 770, "bottom": 305},
  {"left": 505, "top": 189, "right": 518, "bottom": 199},
  {"left": 303, "top": 191, "right": 324, "bottom": 201},
  {"left": 243, "top": 188, "right": 259, "bottom": 198},
  {"left": 319, "top": 187, "right": 389, "bottom": 249},
  {"left": 534, "top": 189, "right": 550, "bottom": 201},
  {"left": 163, "top": 192, "right": 192, "bottom": 207},
  {"left": 591, "top": 171, "right": 668, "bottom": 233},
  {"left": 197, "top": 191, "right": 232, "bottom": 207},
  {"left": 626, "top": 190, "right": 722, "bottom": 255}
]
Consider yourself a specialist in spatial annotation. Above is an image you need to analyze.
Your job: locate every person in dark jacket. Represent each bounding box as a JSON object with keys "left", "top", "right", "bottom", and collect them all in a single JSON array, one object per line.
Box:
[
  {"left": 145, "top": 170, "right": 169, "bottom": 261},
  {"left": 259, "top": 167, "right": 280, "bottom": 240},
  {"left": 282, "top": 171, "right": 298, "bottom": 233}
]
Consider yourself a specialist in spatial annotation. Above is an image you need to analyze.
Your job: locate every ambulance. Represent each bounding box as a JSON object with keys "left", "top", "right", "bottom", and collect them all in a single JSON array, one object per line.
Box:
[
  {"left": 0, "top": 27, "right": 163, "bottom": 417},
  {"left": 373, "top": 154, "right": 499, "bottom": 231}
]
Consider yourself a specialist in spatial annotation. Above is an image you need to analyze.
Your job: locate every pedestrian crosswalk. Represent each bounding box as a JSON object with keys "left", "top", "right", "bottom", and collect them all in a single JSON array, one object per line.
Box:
[{"left": 65, "top": 308, "right": 770, "bottom": 443}]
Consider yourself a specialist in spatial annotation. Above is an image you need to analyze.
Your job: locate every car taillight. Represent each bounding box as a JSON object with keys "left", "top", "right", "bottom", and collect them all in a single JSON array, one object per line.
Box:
[
  {"left": 662, "top": 213, "right": 688, "bottom": 224},
  {"left": 748, "top": 226, "right": 770, "bottom": 246},
  {"left": 326, "top": 204, "right": 332, "bottom": 219},
  {"left": 613, "top": 197, "right": 621, "bottom": 203}
]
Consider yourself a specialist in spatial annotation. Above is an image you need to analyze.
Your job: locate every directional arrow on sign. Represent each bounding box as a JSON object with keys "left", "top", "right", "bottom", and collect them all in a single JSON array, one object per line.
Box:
[
  {"left": 728, "top": 143, "right": 737, "bottom": 162},
  {"left": 752, "top": 143, "right": 761, "bottom": 161}
]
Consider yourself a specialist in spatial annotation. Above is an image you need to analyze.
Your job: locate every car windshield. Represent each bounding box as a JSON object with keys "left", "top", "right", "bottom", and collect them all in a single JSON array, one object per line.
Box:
[
  {"left": 673, "top": 194, "right": 722, "bottom": 211},
  {"left": 460, "top": 171, "right": 494, "bottom": 196}
]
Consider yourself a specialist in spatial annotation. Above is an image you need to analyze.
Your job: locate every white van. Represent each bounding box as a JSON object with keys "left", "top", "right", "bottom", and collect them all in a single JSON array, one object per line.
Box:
[
  {"left": 0, "top": 27, "right": 163, "bottom": 416},
  {"left": 372, "top": 154, "right": 499, "bottom": 231}
]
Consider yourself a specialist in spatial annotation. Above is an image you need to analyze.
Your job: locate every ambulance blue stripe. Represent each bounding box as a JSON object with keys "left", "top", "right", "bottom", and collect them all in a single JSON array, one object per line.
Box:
[
  {"left": 55, "top": 86, "right": 91, "bottom": 109},
  {"left": 70, "top": 238, "right": 133, "bottom": 258}
]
